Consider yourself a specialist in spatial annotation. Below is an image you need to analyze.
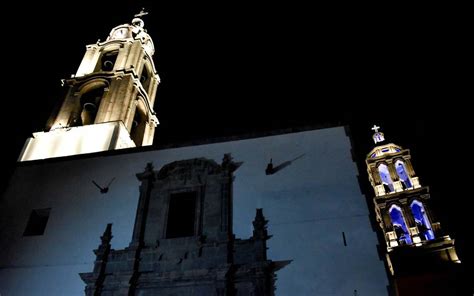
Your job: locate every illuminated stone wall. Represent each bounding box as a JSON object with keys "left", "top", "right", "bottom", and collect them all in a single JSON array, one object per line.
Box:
[
  {"left": 0, "top": 126, "right": 389, "bottom": 295},
  {"left": 19, "top": 121, "right": 135, "bottom": 161}
]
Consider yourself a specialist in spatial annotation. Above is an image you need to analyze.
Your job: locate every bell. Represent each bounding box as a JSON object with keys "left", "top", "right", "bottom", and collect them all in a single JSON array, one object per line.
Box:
[
  {"left": 103, "top": 60, "right": 114, "bottom": 71},
  {"left": 81, "top": 103, "right": 97, "bottom": 126},
  {"left": 83, "top": 102, "right": 97, "bottom": 112}
]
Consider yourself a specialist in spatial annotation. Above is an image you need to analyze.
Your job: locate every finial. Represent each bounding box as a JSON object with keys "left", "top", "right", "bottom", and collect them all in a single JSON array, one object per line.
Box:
[
  {"left": 134, "top": 8, "right": 149, "bottom": 18},
  {"left": 145, "top": 162, "right": 154, "bottom": 172},
  {"left": 371, "top": 124, "right": 385, "bottom": 144},
  {"left": 100, "top": 223, "right": 113, "bottom": 245},
  {"left": 253, "top": 208, "right": 270, "bottom": 240},
  {"left": 221, "top": 153, "right": 243, "bottom": 172}
]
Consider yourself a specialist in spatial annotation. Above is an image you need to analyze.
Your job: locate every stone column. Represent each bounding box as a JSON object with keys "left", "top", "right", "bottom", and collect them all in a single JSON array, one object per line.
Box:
[{"left": 130, "top": 162, "right": 155, "bottom": 247}]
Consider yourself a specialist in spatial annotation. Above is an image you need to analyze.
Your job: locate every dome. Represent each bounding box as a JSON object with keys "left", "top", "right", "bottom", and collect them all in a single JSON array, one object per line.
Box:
[{"left": 106, "top": 18, "right": 155, "bottom": 56}]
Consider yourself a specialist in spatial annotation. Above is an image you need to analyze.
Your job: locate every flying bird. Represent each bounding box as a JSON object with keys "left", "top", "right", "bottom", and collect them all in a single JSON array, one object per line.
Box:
[
  {"left": 92, "top": 177, "right": 115, "bottom": 194},
  {"left": 265, "top": 154, "right": 306, "bottom": 175}
]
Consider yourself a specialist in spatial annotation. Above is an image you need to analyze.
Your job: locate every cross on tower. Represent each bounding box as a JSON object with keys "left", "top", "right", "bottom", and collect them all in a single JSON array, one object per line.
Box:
[
  {"left": 135, "top": 8, "right": 149, "bottom": 18},
  {"left": 371, "top": 125, "right": 381, "bottom": 133}
]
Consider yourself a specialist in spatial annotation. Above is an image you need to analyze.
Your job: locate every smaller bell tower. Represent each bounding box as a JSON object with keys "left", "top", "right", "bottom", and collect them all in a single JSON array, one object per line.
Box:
[
  {"left": 19, "top": 10, "right": 159, "bottom": 161},
  {"left": 365, "top": 125, "right": 463, "bottom": 296}
]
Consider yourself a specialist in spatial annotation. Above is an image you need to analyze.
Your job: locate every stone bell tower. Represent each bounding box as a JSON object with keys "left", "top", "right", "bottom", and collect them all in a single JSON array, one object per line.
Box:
[
  {"left": 19, "top": 10, "right": 159, "bottom": 161},
  {"left": 365, "top": 125, "right": 463, "bottom": 296}
]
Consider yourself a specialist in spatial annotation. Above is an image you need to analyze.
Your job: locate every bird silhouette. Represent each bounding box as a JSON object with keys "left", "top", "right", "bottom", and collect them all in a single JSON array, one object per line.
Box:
[
  {"left": 92, "top": 177, "right": 115, "bottom": 194},
  {"left": 265, "top": 154, "right": 306, "bottom": 175}
]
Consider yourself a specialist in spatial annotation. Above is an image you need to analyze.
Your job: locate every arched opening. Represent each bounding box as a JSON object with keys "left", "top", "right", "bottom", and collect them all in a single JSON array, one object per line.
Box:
[
  {"left": 395, "top": 160, "right": 412, "bottom": 189},
  {"left": 130, "top": 100, "right": 148, "bottom": 146},
  {"left": 378, "top": 163, "right": 394, "bottom": 193},
  {"left": 140, "top": 61, "right": 152, "bottom": 94},
  {"left": 410, "top": 200, "right": 435, "bottom": 241},
  {"left": 80, "top": 87, "right": 105, "bottom": 125},
  {"left": 68, "top": 86, "right": 105, "bottom": 127},
  {"left": 97, "top": 50, "right": 119, "bottom": 72},
  {"left": 389, "top": 204, "right": 412, "bottom": 245}
]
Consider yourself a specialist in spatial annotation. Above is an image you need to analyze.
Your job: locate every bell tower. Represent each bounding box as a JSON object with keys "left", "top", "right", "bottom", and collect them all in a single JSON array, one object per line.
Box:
[
  {"left": 365, "top": 125, "right": 463, "bottom": 295},
  {"left": 19, "top": 10, "right": 159, "bottom": 161}
]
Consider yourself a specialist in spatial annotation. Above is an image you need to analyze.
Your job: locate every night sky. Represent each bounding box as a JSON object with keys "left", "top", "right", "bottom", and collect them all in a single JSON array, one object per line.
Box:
[{"left": 1, "top": 1, "right": 470, "bottom": 284}]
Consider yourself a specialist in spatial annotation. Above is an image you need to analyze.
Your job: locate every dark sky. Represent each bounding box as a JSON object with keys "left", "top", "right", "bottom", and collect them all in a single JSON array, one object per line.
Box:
[{"left": 2, "top": 1, "right": 470, "bottom": 281}]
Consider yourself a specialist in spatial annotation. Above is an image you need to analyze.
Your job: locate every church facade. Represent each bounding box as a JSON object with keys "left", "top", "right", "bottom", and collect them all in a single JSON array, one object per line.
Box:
[
  {"left": 80, "top": 157, "right": 289, "bottom": 295},
  {"left": 0, "top": 14, "right": 389, "bottom": 295}
]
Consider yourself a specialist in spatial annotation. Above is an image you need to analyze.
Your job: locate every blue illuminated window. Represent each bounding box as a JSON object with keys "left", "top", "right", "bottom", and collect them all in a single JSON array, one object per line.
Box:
[
  {"left": 395, "top": 160, "right": 412, "bottom": 189},
  {"left": 381, "top": 148, "right": 390, "bottom": 153},
  {"left": 370, "top": 153, "right": 376, "bottom": 158},
  {"left": 410, "top": 200, "right": 435, "bottom": 241},
  {"left": 378, "top": 163, "right": 394, "bottom": 193},
  {"left": 389, "top": 205, "right": 412, "bottom": 245}
]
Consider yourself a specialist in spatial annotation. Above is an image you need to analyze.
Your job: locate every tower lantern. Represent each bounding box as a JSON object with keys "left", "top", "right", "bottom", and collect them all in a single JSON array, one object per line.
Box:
[{"left": 19, "top": 11, "right": 160, "bottom": 161}]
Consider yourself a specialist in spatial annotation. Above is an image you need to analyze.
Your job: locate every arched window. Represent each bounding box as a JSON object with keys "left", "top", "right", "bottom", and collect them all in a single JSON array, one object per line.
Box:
[
  {"left": 389, "top": 204, "right": 412, "bottom": 245},
  {"left": 79, "top": 87, "right": 105, "bottom": 126},
  {"left": 140, "top": 62, "right": 152, "bottom": 94},
  {"left": 395, "top": 160, "right": 412, "bottom": 189},
  {"left": 410, "top": 200, "right": 435, "bottom": 241},
  {"left": 130, "top": 99, "right": 147, "bottom": 146},
  {"left": 68, "top": 86, "right": 105, "bottom": 127},
  {"left": 96, "top": 50, "right": 119, "bottom": 72},
  {"left": 378, "top": 163, "right": 394, "bottom": 193}
]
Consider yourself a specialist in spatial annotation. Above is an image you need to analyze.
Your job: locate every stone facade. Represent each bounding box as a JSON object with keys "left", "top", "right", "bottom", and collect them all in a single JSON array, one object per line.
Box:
[{"left": 80, "top": 156, "right": 289, "bottom": 295}]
